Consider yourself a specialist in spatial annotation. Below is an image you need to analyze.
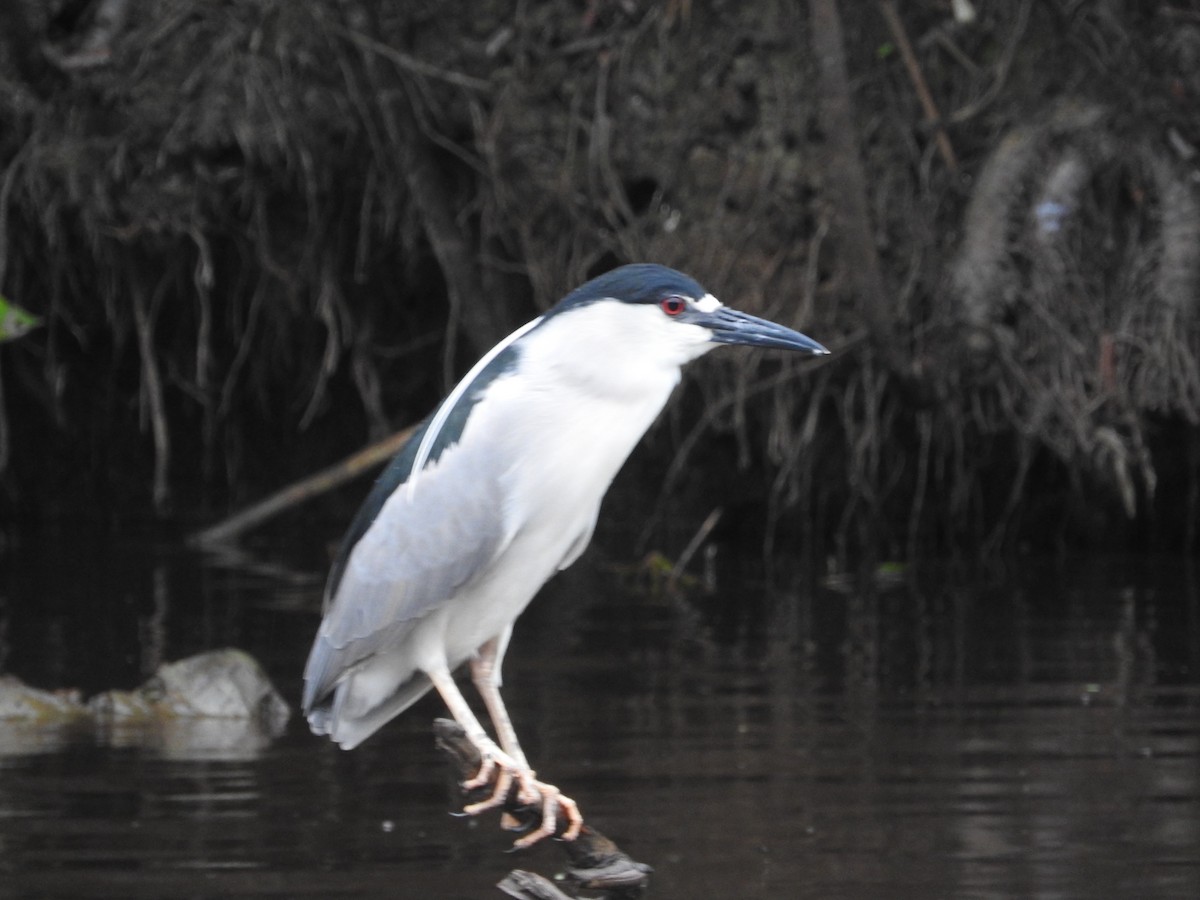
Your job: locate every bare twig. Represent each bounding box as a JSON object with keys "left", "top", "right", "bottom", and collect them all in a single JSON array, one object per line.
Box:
[
  {"left": 332, "top": 26, "right": 492, "bottom": 92},
  {"left": 356, "top": 47, "right": 513, "bottom": 364},
  {"left": 0, "top": 138, "right": 33, "bottom": 290},
  {"left": 668, "top": 507, "right": 722, "bottom": 590},
  {"left": 187, "top": 425, "right": 417, "bottom": 546},
  {"left": 878, "top": 0, "right": 958, "bottom": 172},
  {"left": 947, "top": 0, "right": 1032, "bottom": 124},
  {"left": 133, "top": 277, "right": 171, "bottom": 512},
  {"left": 639, "top": 339, "right": 851, "bottom": 552}
]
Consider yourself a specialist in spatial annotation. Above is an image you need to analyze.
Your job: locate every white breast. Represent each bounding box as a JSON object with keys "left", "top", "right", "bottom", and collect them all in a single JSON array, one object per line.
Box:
[{"left": 424, "top": 300, "right": 713, "bottom": 663}]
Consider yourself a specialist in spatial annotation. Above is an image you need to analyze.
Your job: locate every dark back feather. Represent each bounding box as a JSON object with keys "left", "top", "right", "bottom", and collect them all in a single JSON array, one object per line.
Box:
[{"left": 323, "top": 343, "right": 522, "bottom": 610}]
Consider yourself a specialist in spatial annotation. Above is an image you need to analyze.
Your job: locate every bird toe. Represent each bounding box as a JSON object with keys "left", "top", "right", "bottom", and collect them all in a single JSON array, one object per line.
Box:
[
  {"left": 454, "top": 752, "right": 583, "bottom": 847},
  {"left": 509, "top": 778, "right": 583, "bottom": 849}
]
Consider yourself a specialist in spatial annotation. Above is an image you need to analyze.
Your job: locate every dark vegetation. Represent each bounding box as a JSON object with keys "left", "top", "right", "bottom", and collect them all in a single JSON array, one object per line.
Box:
[{"left": 1, "top": 0, "right": 1198, "bottom": 560}]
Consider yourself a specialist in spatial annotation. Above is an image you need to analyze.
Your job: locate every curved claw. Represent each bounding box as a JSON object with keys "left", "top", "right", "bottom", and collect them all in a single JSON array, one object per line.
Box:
[
  {"left": 510, "top": 781, "right": 583, "bottom": 849},
  {"left": 462, "top": 765, "right": 514, "bottom": 816},
  {"left": 512, "top": 768, "right": 543, "bottom": 807},
  {"left": 462, "top": 754, "right": 497, "bottom": 791},
  {"left": 457, "top": 754, "right": 584, "bottom": 847}
]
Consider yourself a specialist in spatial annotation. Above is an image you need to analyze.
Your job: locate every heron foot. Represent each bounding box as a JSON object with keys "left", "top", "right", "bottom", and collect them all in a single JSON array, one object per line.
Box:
[
  {"left": 509, "top": 778, "right": 582, "bottom": 849},
  {"left": 459, "top": 751, "right": 583, "bottom": 847}
]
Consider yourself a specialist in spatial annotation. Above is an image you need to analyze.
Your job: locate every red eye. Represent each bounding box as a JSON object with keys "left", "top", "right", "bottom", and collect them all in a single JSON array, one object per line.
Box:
[{"left": 660, "top": 296, "right": 687, "bottom": 316}]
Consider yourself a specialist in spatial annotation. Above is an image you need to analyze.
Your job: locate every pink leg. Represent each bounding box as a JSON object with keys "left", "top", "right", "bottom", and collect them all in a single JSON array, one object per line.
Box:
[
  {"left": 470, "top": 633, "right": 528, "bottom": 768},
  {"left": 425, "top": 659, "right": 582, "bottom": 847}
]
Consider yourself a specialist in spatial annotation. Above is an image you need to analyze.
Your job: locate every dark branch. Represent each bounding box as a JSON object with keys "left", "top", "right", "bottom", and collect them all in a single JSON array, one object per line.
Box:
[{"left": 433, "top": 719, "right": 653, "bottom": 899}]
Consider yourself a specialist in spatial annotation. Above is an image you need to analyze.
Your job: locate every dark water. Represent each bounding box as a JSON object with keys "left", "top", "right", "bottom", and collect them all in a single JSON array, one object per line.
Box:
[{"left": 1, "top": 530, "right": 1198, "bottom": 899}]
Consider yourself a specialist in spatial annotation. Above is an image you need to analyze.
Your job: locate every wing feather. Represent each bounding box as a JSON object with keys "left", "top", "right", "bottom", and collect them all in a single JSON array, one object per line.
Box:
[
  {"left": 302, "top": 430, "right": 513, "bottom": 711},
  {"left": 303, "top": 332, "right": 531, "bottom": 714}
]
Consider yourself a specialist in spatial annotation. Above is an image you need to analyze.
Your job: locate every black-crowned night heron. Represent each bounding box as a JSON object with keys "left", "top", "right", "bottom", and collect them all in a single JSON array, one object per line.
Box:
[{"left": 302, "top": 264, "right": 828, "bottom": 846}]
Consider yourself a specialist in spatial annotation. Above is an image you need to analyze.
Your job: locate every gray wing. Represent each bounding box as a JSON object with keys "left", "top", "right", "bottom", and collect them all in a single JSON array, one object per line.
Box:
[{"left": 301, "top": 440, "right": 513, "bottom": 710}]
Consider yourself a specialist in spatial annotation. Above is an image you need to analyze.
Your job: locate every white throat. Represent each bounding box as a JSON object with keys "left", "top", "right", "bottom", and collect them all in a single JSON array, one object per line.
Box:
[{"left": 517, "top": 301, "right": 717, "bottom": 401}]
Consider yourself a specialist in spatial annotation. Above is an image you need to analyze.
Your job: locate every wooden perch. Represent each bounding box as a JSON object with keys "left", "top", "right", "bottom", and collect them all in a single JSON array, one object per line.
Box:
[
  {"left": 433, "top": 719, "right": 653, "bottom": 899},
  {"left": 187, "top": 425, "right": 416, "bottom": 546}
]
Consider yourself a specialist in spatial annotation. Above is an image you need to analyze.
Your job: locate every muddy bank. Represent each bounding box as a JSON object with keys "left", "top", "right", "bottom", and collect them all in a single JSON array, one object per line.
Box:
[{"left": 0, "top": 1, "right": 1197, "bottom": 555}]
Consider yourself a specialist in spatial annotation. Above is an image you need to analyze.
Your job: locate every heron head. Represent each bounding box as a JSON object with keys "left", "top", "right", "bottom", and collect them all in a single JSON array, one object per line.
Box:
[{"left": 547, "top": 264, "right": 829, "bottom": 366}]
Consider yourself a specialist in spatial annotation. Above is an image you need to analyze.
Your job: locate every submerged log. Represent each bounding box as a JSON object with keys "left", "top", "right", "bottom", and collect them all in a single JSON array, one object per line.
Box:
[
  {"left": 433, "top": 719, "right": 652, "bottom": 899},
  {"left": 497, "top": 871, "right": 574, "bottom": 900}
]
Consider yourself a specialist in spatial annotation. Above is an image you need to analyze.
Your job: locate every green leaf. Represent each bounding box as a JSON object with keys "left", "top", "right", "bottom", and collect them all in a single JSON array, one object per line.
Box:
[{"left": 0, "top": 294, "right": 42, "bottom": 343}]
